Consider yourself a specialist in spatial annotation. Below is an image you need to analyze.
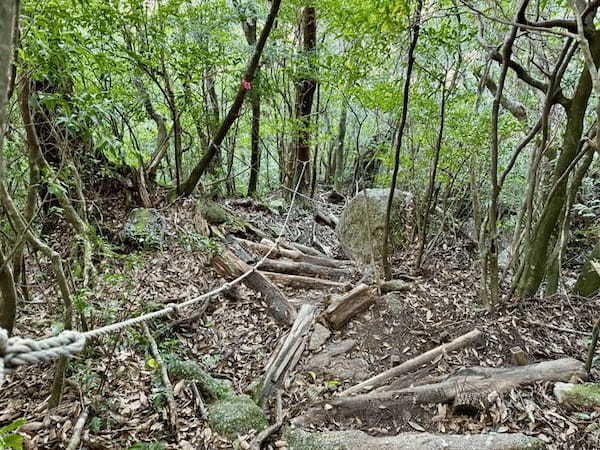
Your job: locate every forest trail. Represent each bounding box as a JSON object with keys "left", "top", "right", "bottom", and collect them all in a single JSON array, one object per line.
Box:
[{"left": 1, "top": 192, "right": 599, "bottom": 449}]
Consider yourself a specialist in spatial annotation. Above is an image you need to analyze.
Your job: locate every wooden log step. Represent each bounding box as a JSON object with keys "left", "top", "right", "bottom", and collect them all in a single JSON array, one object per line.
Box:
[
  {"left": 342, "top": 329, "right": 482, "bottom": 395},
  {"left": 260, "top": 271, "right": 350, "bottom": 290},
  {"left": 244, "top": 238, "right": 352, "bottom": 268},
  {"left": 212, "top": 246, "right": 296, "bottom": 325},
  {"left": 258, "top": 258, "right": 348, "bottom": 280},
  {"left": 320, "top": 283, "right": 377, "bottom": 330},
  {"left": 258, "top": 304, "right": 316, "bottom": 404}
]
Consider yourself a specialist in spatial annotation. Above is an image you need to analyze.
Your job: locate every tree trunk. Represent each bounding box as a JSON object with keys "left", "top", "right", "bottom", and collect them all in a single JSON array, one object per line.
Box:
[
  {"left": 333, "top": 102, "right": 347, "bottom": 191},
  {"left": 291, "top": 7, "right": 317, "bottom": 194},
  {"left": 381, "top": 0, "right": 423, "bottom": 280},
  {"left": 517, "top": 33, "right": 600, "bottom": 297}
]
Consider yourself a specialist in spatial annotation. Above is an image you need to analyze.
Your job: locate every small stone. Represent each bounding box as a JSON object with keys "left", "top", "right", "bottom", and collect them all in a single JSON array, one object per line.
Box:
[
  {"left": 308, "top": 324, "right": 331, "bottom": 351},
  {"left": 274, "top": 440, "right": 287, "bottom": 448}
]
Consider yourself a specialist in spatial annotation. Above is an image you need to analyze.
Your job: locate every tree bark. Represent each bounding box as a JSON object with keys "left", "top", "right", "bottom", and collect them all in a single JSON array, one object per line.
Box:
[{"left": 518, "top": 31, "right": 600, "bottom": 297}]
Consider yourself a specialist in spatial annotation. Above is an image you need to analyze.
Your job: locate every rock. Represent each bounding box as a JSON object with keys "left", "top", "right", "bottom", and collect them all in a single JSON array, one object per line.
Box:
[
  {"left": 286, "top": 429, "right": 546, "bottom": 450},
  {"left": 305, "top": 339, "right": 368, "bottom": 381},
  {"left": 207, "top": 395, "right": 268, "bottom": 438},
  {"left": 336, "top": 189, "right": 412, "bottom": 264},
  {"left": 121, "top": 208, "right": 167, "bottom": 249},
  {"left": 196, "top": 198, "right": 231, "bottom": 225},
  {"left": 574, "top": 243, "right": 600, "bottom": 296},
  {"left": 554, "top": 382, "right": 600, "bottom": 409},
  {"left": 325, "top": 190, "right": 345, "bottom": 204},
  {"left": 308, "top": 324, "right": 331, "bottom": 351}
]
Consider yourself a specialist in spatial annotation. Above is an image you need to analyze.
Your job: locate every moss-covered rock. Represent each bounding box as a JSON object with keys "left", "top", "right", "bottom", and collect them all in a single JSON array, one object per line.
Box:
[
  {"left": 164, "top": 357, "right": 266, "bottom": 439},
  {"left": 574, "top": 244, "right": 600, "bottom": 296},
  {"left": 121, "top": 208, "right": 167, "bottom": 249},
  {"left": 207, "top": 395, "right": 268, "bottom": 438},
  {"left": 196, "top": 198, "right": 230, "bottom": 225},
  {"left": 554, "top": 382, "right": 600, "bottom": 409},
  {"left": 336, "top": 189, "right": 412, "bottom": 264}
]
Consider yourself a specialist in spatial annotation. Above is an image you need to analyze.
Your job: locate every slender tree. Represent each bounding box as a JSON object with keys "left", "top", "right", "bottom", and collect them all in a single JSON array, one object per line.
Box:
[{"left": 382, "top": 0, "right": 423, "bottom": 280}]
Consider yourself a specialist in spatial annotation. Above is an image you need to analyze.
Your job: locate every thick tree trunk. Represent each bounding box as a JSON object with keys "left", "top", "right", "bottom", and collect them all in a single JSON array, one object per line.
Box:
[
  {"left": 0, "top": 248, "right": 18, "bottom": 335},
  {"left": 518, "top": 31, "right": 600, "bottom": 297}
]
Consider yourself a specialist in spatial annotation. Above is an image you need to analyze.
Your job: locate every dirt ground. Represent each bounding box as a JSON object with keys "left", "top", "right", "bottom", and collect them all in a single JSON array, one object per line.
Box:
[{"left": 1, "top": 192, "right": 599, "bottom": 449}]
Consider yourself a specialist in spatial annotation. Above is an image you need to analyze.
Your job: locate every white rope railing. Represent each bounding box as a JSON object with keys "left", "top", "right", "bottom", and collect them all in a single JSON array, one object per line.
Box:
[{"left": 0, "top": 163, "right": 307, "bottom": 386}]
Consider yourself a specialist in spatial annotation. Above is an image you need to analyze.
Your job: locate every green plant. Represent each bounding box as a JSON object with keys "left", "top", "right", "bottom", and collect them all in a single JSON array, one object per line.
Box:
[
  {"left": 0, "top": 418, "right": 26, "bottom": 450},
  {"left": 128, "top": 442, "right": 167, "bottom": 450}
]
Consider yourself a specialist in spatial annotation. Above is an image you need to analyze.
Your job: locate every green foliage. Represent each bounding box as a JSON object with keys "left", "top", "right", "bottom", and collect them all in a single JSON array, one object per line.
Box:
[
  {"left": 128, "top": 443, "right": 167, "bottom": 450},
  {"left": 0, "top": 419, "right": 26, "bottom": 450}
]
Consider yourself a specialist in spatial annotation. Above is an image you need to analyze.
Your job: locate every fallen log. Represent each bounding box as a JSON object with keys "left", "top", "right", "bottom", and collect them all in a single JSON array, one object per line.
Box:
[
  {"left": 287, "top": 429, "right": 545, "bottom": 450},
  {"left": 378, "top": 279, "right": 411, "bottom": 293},
  {"left": 320, "top": 283, "right": 376, "bottom": 330},
  {"left": 143, "top": 323, "right": 178, "bottom": 434},
  {"left": 296, "top": 358, "right": 586, "bottom": 426},
  {"left": 212, "top": 246, "right": 296, "bottom": 325},
  {"left": 261, "top": 271, "right": 350, "bottom": 290},
  {"left": 259, "top": 258, "right": 348, "bottom": 280},
  {"left": 314, "top": 209, "right": 338, "bottom": 228},
  {"left": 277, "top": 239, "right": 324, "bottom": 257},
  {"left": 258, "top": 304, "right": 317, "bottom": 404},
  {"left": 341, "top": 329, "right": 482, "bottom": 395},
  {"left": 244, "top": 238, "right": 351, "bottom": 269},
  {"left": 66, "top": 407, "right": 89, "bottom": 450}
]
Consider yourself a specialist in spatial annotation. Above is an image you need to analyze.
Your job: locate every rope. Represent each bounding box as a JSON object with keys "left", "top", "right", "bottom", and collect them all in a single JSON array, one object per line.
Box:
[{"left": 0, "top": 162, "right": 308, "bottom": 385}]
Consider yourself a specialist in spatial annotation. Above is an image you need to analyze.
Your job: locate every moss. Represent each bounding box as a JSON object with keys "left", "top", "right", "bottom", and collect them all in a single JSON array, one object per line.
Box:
[
  {"left": 558, "top": 383, "right": 600, "bottom": 409},
  {"left": 165, "top": 358, "right": 232, "bottom": 401},
  {"left": 207, "top": 395, "right": 268, "bottom": 438},
  {"left": 196, "top": 199, "right": 230, "bottom": 225},
  {"left": 575, "top": 244, "right": 600, "bottom": 296},
  {"left": 122, "top": 208, "right": 166, "bottom": 249}
]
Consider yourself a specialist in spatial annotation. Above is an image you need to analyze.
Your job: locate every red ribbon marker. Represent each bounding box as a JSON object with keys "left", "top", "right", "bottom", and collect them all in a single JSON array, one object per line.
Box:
[{"left": 242, "top": 79, "right": 251, "bottom": 90}]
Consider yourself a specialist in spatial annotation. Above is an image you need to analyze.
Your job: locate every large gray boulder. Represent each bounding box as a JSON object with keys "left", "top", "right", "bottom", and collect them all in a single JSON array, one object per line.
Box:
[
  {"left": 121, "top": 208, "right": 167, "bottom": 249},
  {"left": 287, "top": 429, "right": 545, "bottom": 450},
  {"left": 336, "top": 189, "right": 412, "bottom": 264}
]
